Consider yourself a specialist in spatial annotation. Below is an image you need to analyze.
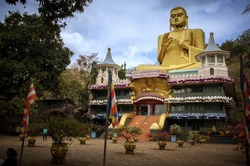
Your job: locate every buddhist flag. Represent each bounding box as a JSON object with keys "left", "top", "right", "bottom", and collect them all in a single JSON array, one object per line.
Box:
[
  {"left": 240, "top": 55, "right": 250, "bottom": 141},
  {"left": 107, "top": 71, "right": 119, "bottom": 127},
  {"left": 20, "top": 83, "right": 37, "bottom": 135}
]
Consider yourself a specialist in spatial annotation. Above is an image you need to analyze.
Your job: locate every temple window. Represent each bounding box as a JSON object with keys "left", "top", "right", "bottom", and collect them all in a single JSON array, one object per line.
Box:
[
  {"left": 171, "top": 105, "right": 185, "bottom": 112},
  {"left": 186, "top": 85, "right": 203, "bottom": 93},
  {"left": 210, "top": 68, "right": 214, "bottom": 75},
  {"left": 217, "top": 54, "right": 223, "bottom": 63},
  {"left": 102, "top": 68, "right": 105, "bottom": 73},
  {"left": 173, "top": 87, "right": 185, "bottom": 94},
  {"left": 201, "top": 56, "right": 205, "bottom": 64},
  {"left": 188, "top": 104, "right": 204, "bottom": 112},
  {"left": 208, "top": 55, "right": 215, "bottom": 63}
]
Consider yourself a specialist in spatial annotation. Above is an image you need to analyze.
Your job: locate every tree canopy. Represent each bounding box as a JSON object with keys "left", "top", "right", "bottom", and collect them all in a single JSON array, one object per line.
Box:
[
  {"left": 5, "top": 0, "right": 92, "bottom": 24},
  {"left": 117, "top": 62, "right": 126, "bottom": 80},
  {"left": 59, "top": 54, "right": 98, "bottom": 107},
  {"left": 0, "top": 12, "right": 73, "bottom": 99},
  {"left": 220, "top": 28, "right": 250, "bottom": 124}
]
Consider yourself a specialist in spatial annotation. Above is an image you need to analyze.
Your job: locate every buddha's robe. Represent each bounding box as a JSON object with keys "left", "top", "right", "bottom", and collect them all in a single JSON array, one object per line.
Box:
[{"left": 157, "top": 29, "right": 205, "bottom": 70}]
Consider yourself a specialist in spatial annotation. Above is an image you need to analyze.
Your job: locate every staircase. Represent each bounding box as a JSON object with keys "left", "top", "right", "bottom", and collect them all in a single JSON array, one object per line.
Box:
[{"left": 126, "top": 115, "right": 161, "bottom": 141}]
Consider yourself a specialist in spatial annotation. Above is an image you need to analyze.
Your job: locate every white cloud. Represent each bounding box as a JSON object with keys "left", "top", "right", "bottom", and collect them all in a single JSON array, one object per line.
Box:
[{"left": 1, "top": 0, "right": 249, "bottom": 68}]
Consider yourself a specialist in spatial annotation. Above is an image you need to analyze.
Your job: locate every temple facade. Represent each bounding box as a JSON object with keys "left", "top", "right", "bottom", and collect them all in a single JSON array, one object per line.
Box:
[
  {"left": 89, "top": 33, "right": 235, "bottom": 133},
  {"left": 89, "top": 48, "right": 132, "bottom": 124}
]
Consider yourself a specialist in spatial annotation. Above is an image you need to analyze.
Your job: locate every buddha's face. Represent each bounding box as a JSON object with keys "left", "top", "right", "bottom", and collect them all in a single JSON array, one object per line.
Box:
[{"left": 170, "top": 8, "right": 187, "bottom": 29}]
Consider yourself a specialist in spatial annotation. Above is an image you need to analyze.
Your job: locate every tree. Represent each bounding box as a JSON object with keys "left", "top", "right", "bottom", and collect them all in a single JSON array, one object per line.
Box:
[
  {"left": 76, "top": 54, "right": 98, "bottom": 106},
  {"left": 221, "top": 29, "right": 250, "bottom": 125},
  {"left": 0, "top": 12, "right": 73, "bottom": 99},
  {"left": 60, "top": 54, "right": 98, "bottom": 108},
  {"left": 0, "top": 12, "right": 73, "bottom": 130},
  {"left": 118, "top": 69, "right": 126, "bottom": 80},
  {"left": 220, "top": 29, "right": 250, "bottom": 73},
  {"left": 118, "top": 62, "right": 126, "bottom": 80},
  {"left": 5, "top": 0, "right": 92, "bottom": 24},
  {"left": 74, "top": 53, "right": 99, "bottom": 86},
  {"left": 58, "top": 69, "right": 85, "bottom": 105},
  {"left": 220, "top": 40, "right": 244, "bottom": 59},
  {"left": 235, "top": 29, "right": 250, "bottom": 75},
  {"left": 0, "top": 96, "right": 24, "bottom": 133}
]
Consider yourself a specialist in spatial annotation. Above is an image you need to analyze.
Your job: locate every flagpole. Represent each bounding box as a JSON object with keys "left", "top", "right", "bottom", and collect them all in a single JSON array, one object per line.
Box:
[
  {"left": 246, "top": 139, "right": 249, "bottom": 166},
  {"left": 19, "top": 81, "right": 37, "bottom": 166},
  {"left": 240, "top": 55, "right": 250, "bottom": 166},
  {"left": 103, "top": 115, "right": 108, "bottom": 166},
  {"left": 19, "top": 135, "right": 25, "bottom": 166},
  {"left": 103, "top": 70, "right": 112, "bottom": 166}
]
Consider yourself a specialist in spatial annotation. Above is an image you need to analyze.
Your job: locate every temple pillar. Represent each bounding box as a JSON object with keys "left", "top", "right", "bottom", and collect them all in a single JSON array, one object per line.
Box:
[
  {"left": 166, "top": 103, "right": 170, "bottom": 114},
  {"left": 133, "top": 104, "right": 137, "bottom": 115},
  {"left": 150, "top": 104, "right": 154, "bottom": 115}
]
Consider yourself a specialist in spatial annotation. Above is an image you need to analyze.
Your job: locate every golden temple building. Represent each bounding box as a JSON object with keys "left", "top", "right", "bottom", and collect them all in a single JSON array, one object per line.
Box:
[{"left": 89, "top": 6, "right": 235, "bottom": 142}]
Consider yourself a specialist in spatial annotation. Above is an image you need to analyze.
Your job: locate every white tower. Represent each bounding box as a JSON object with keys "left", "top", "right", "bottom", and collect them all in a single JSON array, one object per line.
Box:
[
  {"left": 196, "top": 32, "right": 230, "bottom": 77},
  {"left": 95, "top": 48, "right": 121, "bottom": 84}
]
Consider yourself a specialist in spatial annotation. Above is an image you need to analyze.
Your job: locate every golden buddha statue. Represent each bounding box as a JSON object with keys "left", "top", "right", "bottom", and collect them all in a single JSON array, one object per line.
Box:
[{"left": 137, "top": 6, "right": 205, "bottom": 71}]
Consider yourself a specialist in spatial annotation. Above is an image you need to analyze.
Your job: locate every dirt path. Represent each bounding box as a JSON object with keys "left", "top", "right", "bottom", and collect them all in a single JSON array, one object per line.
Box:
[{"left": 0, "top": 134, "right": 247, "bottom": 166}]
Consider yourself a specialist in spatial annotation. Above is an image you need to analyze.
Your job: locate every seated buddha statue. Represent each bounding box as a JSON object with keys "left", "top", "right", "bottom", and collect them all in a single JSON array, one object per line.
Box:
[{"left": 137, "top": 6, "right": 205, "bottom": 71}]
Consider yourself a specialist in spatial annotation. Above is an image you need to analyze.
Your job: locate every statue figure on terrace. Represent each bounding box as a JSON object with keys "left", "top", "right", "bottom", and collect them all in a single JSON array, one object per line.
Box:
[
  {"left": 137, "top": 6, "right": 205, "bottom": 71},
  {"left": 157, "top": 6, "right": 205, "bottom": 70}
]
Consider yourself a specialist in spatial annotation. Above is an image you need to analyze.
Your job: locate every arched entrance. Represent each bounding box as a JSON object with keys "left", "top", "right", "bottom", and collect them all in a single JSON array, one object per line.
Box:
[{"left": 133, "top": 98, "right": 169, "bottom": 116}]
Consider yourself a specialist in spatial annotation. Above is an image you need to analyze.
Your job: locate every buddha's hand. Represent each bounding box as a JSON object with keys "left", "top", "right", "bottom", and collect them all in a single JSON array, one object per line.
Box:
[
  {"left": 162, "top": 37, "right": 172, "bottom": 49},
  {"left": 171, "top": 38, "right": 189, "bottom": 49}
]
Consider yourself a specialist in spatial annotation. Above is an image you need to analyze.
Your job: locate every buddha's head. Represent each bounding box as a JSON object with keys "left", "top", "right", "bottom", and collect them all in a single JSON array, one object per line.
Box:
[{"left": 170, "top": 6, "right": 188, "bottom": 31}]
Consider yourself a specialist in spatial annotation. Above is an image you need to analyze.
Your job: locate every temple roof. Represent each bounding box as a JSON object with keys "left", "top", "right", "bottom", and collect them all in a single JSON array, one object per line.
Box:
[
  {"left": 203, "top": 32, "right": 223, "bottom": 52},
  {"left": 99, "top": 48, "right": 117, "bottom": 65},
  {"left": 196, "top": 32, "right": 230, "bottom": 61}
]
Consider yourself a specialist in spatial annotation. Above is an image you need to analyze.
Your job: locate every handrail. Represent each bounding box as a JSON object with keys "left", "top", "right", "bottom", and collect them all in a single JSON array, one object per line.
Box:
[
  {"left": 158, "top": 113, "right": 170, "bottom": 130},
  {"left": 150, "top": 113, "right": 170, "bottom": 131},
  {"left": 117, "top": 112, "right": 136, "bottom": 128}
]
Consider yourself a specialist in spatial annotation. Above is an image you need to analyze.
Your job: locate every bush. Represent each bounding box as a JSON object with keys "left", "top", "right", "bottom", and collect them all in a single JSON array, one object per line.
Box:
[
  {"left": 169, "top": 124, "right": 182, "bottom": 135},
  {"left": 158, "top": 131, "right": 171, "bottom": 142},
  {"left": 119, "top": 126, "right": 142, "bottom": 142},
  {"left": 47, "top": 116, "right": 82, "bottom": 144}
]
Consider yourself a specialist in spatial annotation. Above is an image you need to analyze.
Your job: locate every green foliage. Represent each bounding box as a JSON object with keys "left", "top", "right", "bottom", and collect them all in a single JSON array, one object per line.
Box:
[
  {"left": 5, "top": 0, "right": 92, "bottom": 25},
  {"left": 108, "top": 128, "right": 121, "bottom": 138},
  {"left": 220, "top": 29, "right": 250, "bottom": 125},
  {"left": 90, "top": 61, "right": 99, "bottom": 85},
  {"left": 188, "top": 132, "right": 200, "bottom": 141},
  {"left": 0, "top": 12, "right": 73, "bottom": 100},
  {"left": 169, "top": 124, "right": 187, "bottom": 140},
  {"left": 28, "top": 122, "right": 42, "bottom": 136},
  {"left": 77, "top": 123, "right": 91, "bottom": 137},
  {"left": 58, "top": 69, "right": 85, "bottom": 104},
  {"left": 169, "top": 123, "right": 182, "bottom": 135},
  {"left": 220, "top": 40, "right": 245, "bottom": 59},
  {"left": 0, "top": 96, "right": 24, "bottom": 129},
  {"left": 230, "top": 108, "right": 244, "bottom": 125},
  {"left": 158, "top": 131, "right": 171, "bottom": 141},
  {"left": 118, "top": 69, "right": 126, "bottom": 80},
  {"left": 235, "top": 29, "right": 250, "bottom": 70},
  {"left": 119, "top": 126, "right": 142, "bottom": 142},
  {"left": 0, "top": 11, "right": 74, "bottom": 130},
  {"left": 47, "top": 116, "right": 82, "bottom": 144},
  {"left": 177, "top": 131, "right": 188, "bottom": 141},
  {"left": 61, "top": 54, "right": 98, "bottom": 106}
]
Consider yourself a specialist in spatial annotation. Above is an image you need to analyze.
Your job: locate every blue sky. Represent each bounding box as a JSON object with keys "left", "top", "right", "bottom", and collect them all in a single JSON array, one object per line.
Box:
[{"left": 0, "top": 0, "right": 249, "bottom": 68}]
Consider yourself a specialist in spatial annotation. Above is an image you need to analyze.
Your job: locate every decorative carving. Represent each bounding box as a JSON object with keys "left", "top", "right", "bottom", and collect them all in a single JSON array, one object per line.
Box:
[{"left": 130, "top": 77, "right": 172, "bottom": 102}]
